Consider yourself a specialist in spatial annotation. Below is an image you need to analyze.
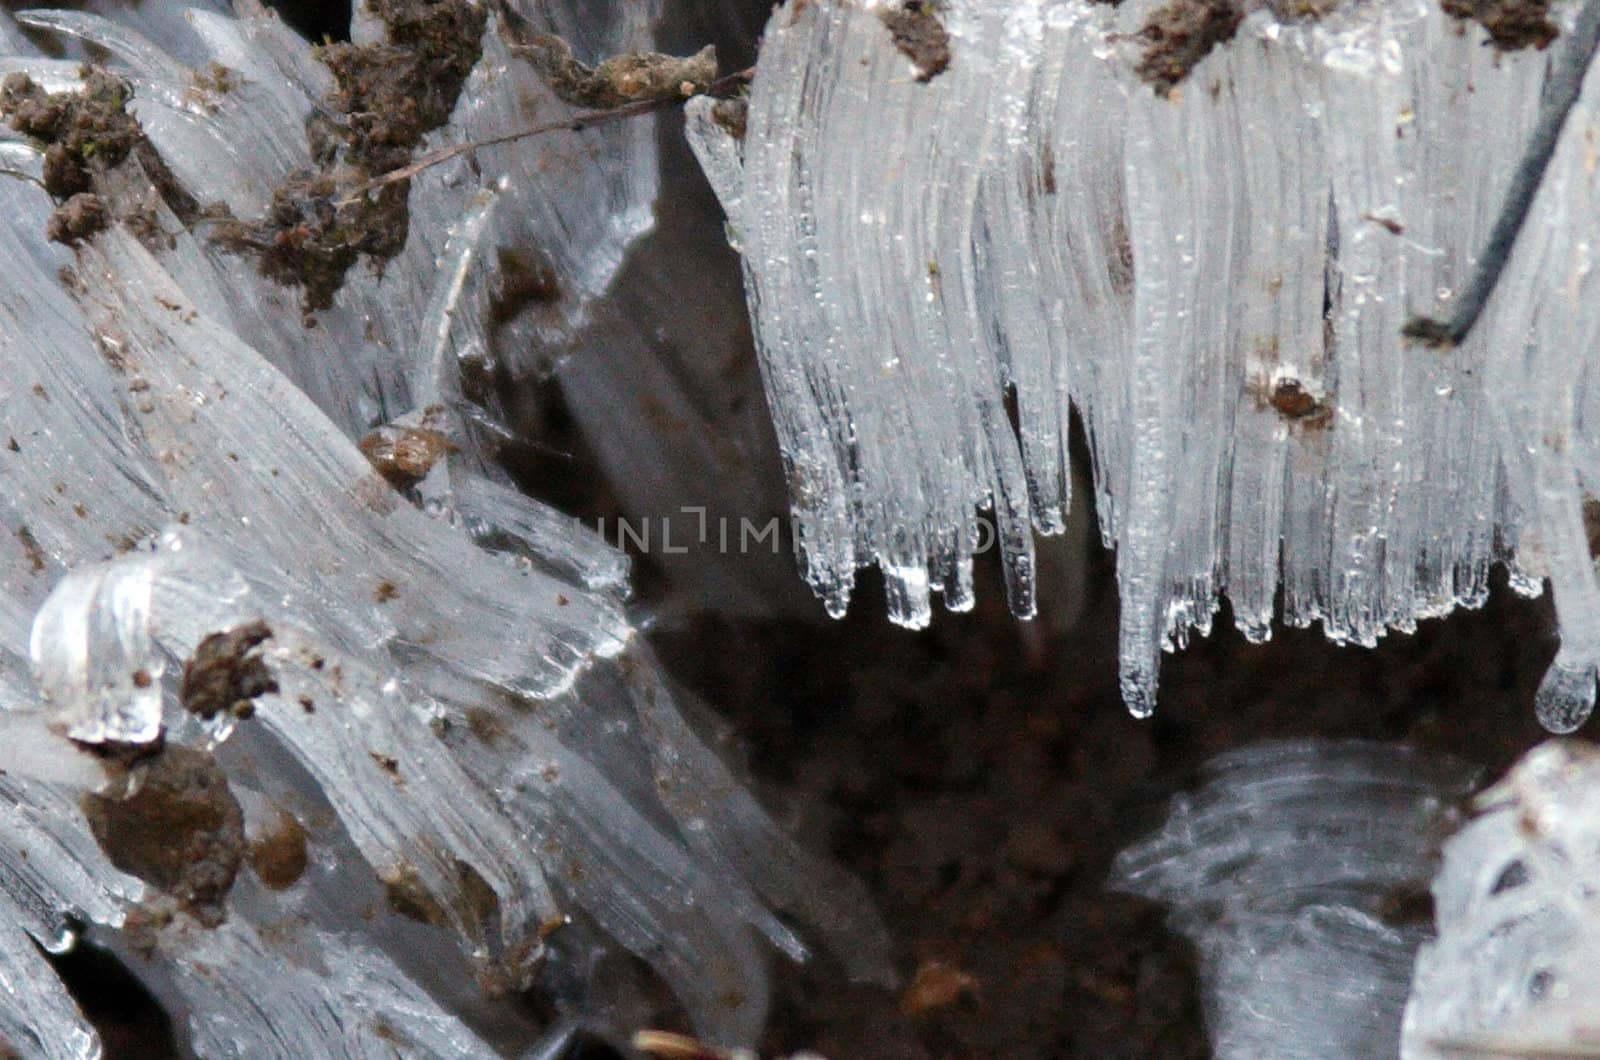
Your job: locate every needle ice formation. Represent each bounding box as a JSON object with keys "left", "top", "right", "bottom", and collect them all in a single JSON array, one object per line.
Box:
[
  {"left": 0, "top": 0, "right": 889, "bottom": 1053},
  {"left": 690, "top": 0, "right": 1600, "bottom": 726}
]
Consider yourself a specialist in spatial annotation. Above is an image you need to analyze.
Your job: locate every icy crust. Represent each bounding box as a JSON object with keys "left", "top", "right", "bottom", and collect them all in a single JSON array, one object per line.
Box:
[
  {"left": 1402, "top": 741, "right": 1600, "bottom": 1059},
  {"left": 692, "top": 0, "right": 1600, "bottom": 722},
  {"left": 1114, "top": 741, "right": 1477, "bottom": 1059},
  {"left": 0, "top": 0, "right": 890, "bottom": 1049}
]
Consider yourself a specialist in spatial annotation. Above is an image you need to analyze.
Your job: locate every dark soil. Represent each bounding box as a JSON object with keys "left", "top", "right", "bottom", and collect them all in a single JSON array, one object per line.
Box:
[
  {"left": 180, "top": 620, "right": 277, "bottom": 723},
  {"left": 1440, "top": 0, "right": 1558, "bottom": 49},
  {"left": 1135, "top": 0, "right": 1244, "bottom": 97},
  {"left": 653, "top": 552, "right": 1559, "bottom": 1059},
  {"left": 82, "top": 746, "right": 246, "bottom": 928},
  {"left": 880, "top": 3, "right": 951, "bottom": 82}
]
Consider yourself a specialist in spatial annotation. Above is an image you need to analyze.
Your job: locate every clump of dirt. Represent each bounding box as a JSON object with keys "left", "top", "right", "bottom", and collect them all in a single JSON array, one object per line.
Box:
[
  {"left": 248, "top": 808, "right": 309, "bottom": 891},
  {"left": 82, "top": 745, "right": 245, "bottom": 926},
  {"left": 359, "top": 420, "right": 458, "bottom": 489},
  {"left": 318, "top": 0, "right": 486, "bottom": 169},
  {"left": 210, "top": 172, "right": 405, "bottom": 316},
  {"left": 180, "top": 620, "right": 278, "bottom": 722},
  {"left": 1440, "top": 0, "right": 1557, "bottom": 49},
  {"left": 45, "top": 192, "right": 106, "bottom": 246},
  {"left": 518, "top": 32, "right": 718, "bottom": 109},
  {"left": 211, "top": 0, "right": 485, "bottom": 313},
  {"left": 1255, "top": 376, "right": 1334, "bottom": 430},
  {"left": 880, "top": 2, "right": 951, "bottom": 82},
  {"left": 1135, "top": 0, "right": 1244, "bottom": 97},
  {"left": 0, "top": 68, "right": 200, "bottom": 247}
]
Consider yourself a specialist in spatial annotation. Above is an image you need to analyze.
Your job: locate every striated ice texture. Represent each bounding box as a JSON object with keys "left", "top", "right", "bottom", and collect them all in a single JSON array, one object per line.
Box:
[
  {"left": 1113, "top": 741, "right": 1477, "bottom": 1059},
  {"left": 1403, "top": 740, "right": 1600, "bottom": 1059},
  {"left": 690, "top": 0, "right": 1600, "bottom": 723},
  {"left": 0, "top": 0, "right": 889, "bottom": 1053}
]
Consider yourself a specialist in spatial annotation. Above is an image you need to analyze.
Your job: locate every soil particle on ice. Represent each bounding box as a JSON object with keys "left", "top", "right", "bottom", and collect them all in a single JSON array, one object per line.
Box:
[
  {"left": 1, "top": 68, "right": 199, "bottom": 247},
  {"left": 82, "top": 745, "right": 246, "bottom": 927},
  {"left": 181, "top": 620, "right": 278, "bottom": 723},
  {"left": 1135, "top": 0, "right": 1244, "bottom": 97},
  {"left": 248, "top": 808, "right": 309, "bottom": 891},
  {"left": 1440, "top": 0, "right": 1558, "bottom": 49},
  {"left": 880, "top": 2, "right": 952, "bottom": 82},
  {"left": 211, "top": 0, "right": 487, "bottom": 313}
]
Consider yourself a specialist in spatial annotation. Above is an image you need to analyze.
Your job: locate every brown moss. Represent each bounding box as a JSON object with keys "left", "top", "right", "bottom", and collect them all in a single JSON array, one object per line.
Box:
[
  {"left": 180, "top": 620, "right": 277, "bottom": 722},
  {"left": 880, "top": 2, "right": 951, "bottom": 82},
  {"left": 82, "top": 745, "right": 244, "bottom": 926},
  {"left": 1440, "top": 0, "right": 1557, "bottom": 49},
  {"left": 1, "top": 69, "right": 198, "bottom": 247},
  {"left": 1135, "top": 0, "right": 1244, "bottom": 97}
]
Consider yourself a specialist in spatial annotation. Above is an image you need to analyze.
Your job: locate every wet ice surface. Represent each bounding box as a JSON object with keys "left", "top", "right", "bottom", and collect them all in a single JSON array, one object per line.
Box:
[
  {"left": 0, "top": 0, "right": 888, "bottom": 1054},
  {"left": 691, "top": 0, "right": 1600, "bottom": 727}
]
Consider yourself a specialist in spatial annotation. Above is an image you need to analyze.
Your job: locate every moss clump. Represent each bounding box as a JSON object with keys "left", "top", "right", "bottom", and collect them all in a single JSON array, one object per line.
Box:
[{"left": 1, "top": 68, "right": 199, "bottom": 246}]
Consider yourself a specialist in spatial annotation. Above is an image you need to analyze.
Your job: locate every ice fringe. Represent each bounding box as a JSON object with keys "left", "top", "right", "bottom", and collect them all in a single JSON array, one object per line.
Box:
[
  {"left": 0, "top": 0, "right": 889, "bottom": 1054},
  {"left": 688, "top": 0, "right": 1600, "bottom": 726}
]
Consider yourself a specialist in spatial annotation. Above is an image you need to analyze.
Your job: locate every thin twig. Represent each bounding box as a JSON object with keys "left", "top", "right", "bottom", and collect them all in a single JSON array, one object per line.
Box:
[
  {"left": 1403, "top": 0, "right": 1600, "bottom": 348},
  {"left": 335, "top": 68, "right": 753, "bottom": 208}
]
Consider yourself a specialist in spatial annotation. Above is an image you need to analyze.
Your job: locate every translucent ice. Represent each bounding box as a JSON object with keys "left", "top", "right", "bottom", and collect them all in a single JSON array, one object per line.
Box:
[
  {"left": 691, "top": 0, "right": 1600, "bottom": 723},
  {"left": 0, "top": 0, "right": 888, "bottom": 1050},
  {"left": 1403, "top": 740, "right": 1600, "bottom": 1059},
  {"left": 1114, "top": 740, "right": 1478, "bottom": 1059}
]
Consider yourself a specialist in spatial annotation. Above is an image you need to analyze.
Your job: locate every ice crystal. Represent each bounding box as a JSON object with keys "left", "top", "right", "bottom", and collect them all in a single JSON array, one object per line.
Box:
[
  {"left": 0, "top": 0, "right": 888, "bottom": 1053},
  {"left": 690, "top": 0, "right": 1600, "bottom": 724},
  {"left": 1403, "top": 740, "right": 1600, "bottom": 1058},
  {"left": 1115, "top": 741, "right": 1477, "bottom": 1058}
]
